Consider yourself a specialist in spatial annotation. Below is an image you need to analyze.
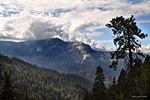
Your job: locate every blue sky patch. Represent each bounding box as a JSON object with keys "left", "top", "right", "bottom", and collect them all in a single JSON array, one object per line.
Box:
[{"left": 51, "top": 9, "right": 72, "bottom": 17}]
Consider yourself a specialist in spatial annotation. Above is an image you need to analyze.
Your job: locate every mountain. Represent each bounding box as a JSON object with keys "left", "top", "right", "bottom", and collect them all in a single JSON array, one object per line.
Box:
[
  {"left": 0, "top": 54, "right": 88, "bottom": 100},
  {"left": 0, "top": 38, "right": 121, "bottom": 85}
]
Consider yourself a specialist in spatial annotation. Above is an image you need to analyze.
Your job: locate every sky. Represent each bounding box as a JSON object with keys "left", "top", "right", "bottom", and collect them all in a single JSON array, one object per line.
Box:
[{"left": 0, "top": 0, "right": 150, "bottom": 53}]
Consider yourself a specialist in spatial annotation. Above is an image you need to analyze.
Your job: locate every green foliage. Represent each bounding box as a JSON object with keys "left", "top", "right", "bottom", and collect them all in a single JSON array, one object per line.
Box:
[
  {"left": 0, "top": 54, "right": 87, "bottom": 100},
  {"left": 89, "top": 57, "right": 150, "bottom": 100},
  {"left": 103, "top": 56, "right": 150, "bottom": 100},
  {"left": 92, "top": 66, "right": 106, "bottom": 100},
  {"left": 0, "top": 71, "right": 15, "bottom": 100},
  {"left": 106, "top": 15, "right": 147, "bottom": 70},
  {"left": 0, "top": 64, "right": 2, "bottom": 80},
  {"left": 116, "top": 68, "right": 126, "bottom": 95}
]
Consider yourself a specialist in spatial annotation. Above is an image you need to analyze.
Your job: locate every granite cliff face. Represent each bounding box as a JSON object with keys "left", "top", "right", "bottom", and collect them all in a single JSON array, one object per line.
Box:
[{"left": 0, "top": 38, "right": 120, "bottom": 83}]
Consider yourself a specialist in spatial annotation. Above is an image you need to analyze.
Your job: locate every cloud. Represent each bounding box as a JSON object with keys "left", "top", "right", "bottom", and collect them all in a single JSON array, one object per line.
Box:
[
  {"left": 0, "top": 0, "right": 150, "bottom": 51},
  {"left": 86, "top": 32, "right": 104, "bottom": 37},
  {"left": 98, "top": 40, "right": 113, "bottom": 44},
  {"left": 28, "top": 22, "right": 62, "bottom": 40},
  {"left": 141, "top": 45, "right": 150, "bottom": 54},
  {"left": 137, "top": 20, "right": 150, "bottom": 23}
]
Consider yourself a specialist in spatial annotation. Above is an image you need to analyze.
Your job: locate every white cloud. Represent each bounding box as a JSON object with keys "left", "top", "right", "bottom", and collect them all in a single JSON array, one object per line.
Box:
[
  {"left": 86, "top": 32, "right": 104, "bottom": 37},
  {"left": 141, "top": 45, "right": 150, "bottom": 54},
  {"left": 0, "top": 0, "right": 150, "bottom": 51},
  {"left": 98, "top": 40, "right": 113, "bottom": 44},
  {"left": 137, "top": 20, "right": 150, "bottom": 23}
]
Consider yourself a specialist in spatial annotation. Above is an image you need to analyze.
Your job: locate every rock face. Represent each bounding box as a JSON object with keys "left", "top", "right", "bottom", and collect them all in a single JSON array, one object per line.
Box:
[{"left": 0, "top": 38, "right": 121, "bottom": 83}]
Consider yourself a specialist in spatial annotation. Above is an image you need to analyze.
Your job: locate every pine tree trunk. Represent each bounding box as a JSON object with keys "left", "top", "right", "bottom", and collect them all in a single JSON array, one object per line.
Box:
[
  {"left": 129, "top": 47, "right": 133, "bottom": 69},
  {"left": 128, "top": 31, "right": 133, "bottom": 70}
]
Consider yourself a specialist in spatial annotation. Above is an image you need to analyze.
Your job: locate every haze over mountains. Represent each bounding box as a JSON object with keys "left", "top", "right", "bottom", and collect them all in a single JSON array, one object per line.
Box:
[{"left": 0, "top": 38, "right": 121, "bottom": 84}]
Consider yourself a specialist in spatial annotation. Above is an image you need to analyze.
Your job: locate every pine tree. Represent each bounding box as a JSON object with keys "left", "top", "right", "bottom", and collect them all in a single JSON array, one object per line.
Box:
[
  {"left": 143, "top": 56, "right": 150, "bottom": 98},
  {"left": 106, "top": 76, "right": 117, "bottom": 100},
  {"left": 106, "top": 15, "right": 147, "bottom": 70},
  {"left": 0, "top": 63, "right": 2, "bottom": 80},
  {"left": 117, "top": 69, "right": 126, "bottom": 85},
  {"left": 92, "top": 66, "right": 106, "bottom": 100},
  {"left": 0, "top": 63, "right": 2, "bottom": 95},
  {"left": 0, "top": 71, "right": 15, "bottom": 100},
  {"left": 116, "top": 69, "right": 126, "bottom": 99}
]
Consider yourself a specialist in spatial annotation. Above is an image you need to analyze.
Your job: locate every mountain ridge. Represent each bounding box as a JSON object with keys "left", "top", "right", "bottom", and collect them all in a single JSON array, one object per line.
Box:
[{"left": 0, "top": 38, "right": 121, "bottom": 85}]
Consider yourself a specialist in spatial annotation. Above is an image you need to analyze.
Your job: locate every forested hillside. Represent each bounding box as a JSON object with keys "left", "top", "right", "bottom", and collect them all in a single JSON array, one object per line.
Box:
[{"left": 0, "top": 54, "right": 87, "bottom": 100}]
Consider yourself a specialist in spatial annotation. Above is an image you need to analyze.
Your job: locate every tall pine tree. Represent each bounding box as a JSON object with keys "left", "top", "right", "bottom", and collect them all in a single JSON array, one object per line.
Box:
[
  {"left": 106, "top": 15, "right": 147, "bottom": 70},
  {"left": 92, "top": 66, "right": 106, "bottom": 100}
]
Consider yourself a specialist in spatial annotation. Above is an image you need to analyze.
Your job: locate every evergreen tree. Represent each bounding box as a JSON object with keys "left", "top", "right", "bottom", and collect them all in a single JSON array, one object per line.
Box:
[
  {"left": 0, "top": 63, "right": 2, "bottom": 95},
  {"left": 0, "top": 71, "right": 15, "bottom": 100},
  {"left": 104, "top": 15, "right": 149, "bottom": 100},
  {"left": 0, "top": 63, "right": 2, "bottom": 80},
  {"left": 117, "top": 69, "right": 126, "bottom": 86},
  {"left": 116, "top": 69, "right": 126, "bottom": 99},
  {"left": 106, "top": 76, "right": 118, "bottom": 100},
  {"left": 92, "top": 66, "right": 106, "bottom": 100},
  {"left": 106, "top": 15, "right": 147, "bottom": 70},
  {"left": 143, "top": 56, "right": 150, "bottom": 98}
]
